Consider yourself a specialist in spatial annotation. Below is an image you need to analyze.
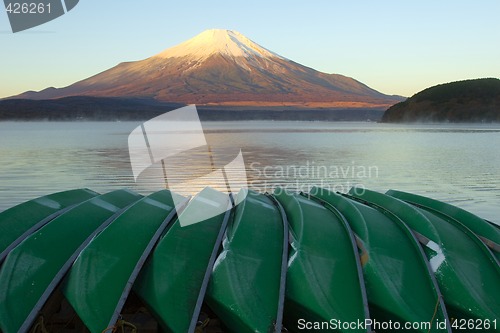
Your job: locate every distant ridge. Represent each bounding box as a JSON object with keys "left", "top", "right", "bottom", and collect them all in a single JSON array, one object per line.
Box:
[
  {"left": 0, "top": 96, "right": 386, "bottom": 121},
  {"left": 382, "top": 78, "right": 500, "bottom": 123},
  {"left": 8, "top": 29, "right": 402, "bottom": 109}
]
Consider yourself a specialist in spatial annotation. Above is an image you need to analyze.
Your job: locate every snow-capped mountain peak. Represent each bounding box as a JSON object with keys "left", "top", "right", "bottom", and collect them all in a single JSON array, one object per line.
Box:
[
  {"left": 11, "top": 29, "right": 402, "bottom": 109},
  {"left": 154, "top": 29, "right": 284, "bottom": 60}
]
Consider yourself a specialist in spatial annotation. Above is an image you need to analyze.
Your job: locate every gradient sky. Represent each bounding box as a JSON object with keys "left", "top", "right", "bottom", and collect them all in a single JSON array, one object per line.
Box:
[{"left": 1, "top": 0, "right": 499, "bottom": 99}]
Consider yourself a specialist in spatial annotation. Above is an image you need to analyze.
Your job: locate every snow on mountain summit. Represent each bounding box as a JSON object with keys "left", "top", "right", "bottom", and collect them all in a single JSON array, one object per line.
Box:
[
  {"left": 11, "top": 28, "right": 402, "bottom": 108},
  {"left": 154, "top": 29, "right": 284, "bottom": 60}
]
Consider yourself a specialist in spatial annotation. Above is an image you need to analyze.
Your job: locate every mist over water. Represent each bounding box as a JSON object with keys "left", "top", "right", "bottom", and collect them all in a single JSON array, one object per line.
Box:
[{"left": 1, "top": 121, "right": 499, "bottom": 224}]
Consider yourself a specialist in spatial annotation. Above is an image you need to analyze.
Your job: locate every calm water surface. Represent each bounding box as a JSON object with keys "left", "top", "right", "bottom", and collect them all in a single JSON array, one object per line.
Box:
[{"left": 1, "top": 121, "right": 499, "bottom": 223}]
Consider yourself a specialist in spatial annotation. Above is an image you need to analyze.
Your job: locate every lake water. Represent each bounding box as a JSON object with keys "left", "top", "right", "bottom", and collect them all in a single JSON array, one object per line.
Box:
[{"left": 1, "top": 121, "right": 499, "bottom": 224}]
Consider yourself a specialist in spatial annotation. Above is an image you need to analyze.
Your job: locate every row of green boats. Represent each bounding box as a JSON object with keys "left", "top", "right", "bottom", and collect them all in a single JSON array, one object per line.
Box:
[{"left": 0, "top": 186, "right": 498, "bottom": 333}]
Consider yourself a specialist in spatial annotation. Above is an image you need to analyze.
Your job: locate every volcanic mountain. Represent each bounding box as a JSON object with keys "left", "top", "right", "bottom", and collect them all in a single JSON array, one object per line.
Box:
[{"left": 13, "top": 29, "right": 401, "bottom": 108}]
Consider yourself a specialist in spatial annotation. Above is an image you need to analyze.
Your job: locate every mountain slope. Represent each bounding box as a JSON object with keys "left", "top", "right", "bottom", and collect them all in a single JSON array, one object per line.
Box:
[
  {"left": 382, "top": 78, "right": 500, "bottom": 122},
  {"left": 12, "top": 29, "right": 401, "bottom": 108}
]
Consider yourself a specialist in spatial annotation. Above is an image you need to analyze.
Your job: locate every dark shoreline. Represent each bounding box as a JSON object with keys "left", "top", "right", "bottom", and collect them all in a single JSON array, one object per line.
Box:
[{"left": 0, "top": 96, "right": 385, "bottom": 121}]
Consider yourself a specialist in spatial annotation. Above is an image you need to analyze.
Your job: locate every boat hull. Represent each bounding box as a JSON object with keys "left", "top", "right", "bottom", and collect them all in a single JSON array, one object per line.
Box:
[
  {"left": 0, "top": 188, "right": 98, "bottom": 262},
  {"left": 387, "top": 190, "right": 500, "bottom": 261},
  {"left": 275, "top": 189, "right": 369, "bottom": 333},
  {"left": 133, "top": 187, "right": 231, "bottom": 333},
  {"left": 310, "top": 187, "right": 449, "bottom": 333},
  {"left": 350, "top": 188, "right": 499, "bottom": 331},
  {"left": 205, "top": 190, "right": 285, "bottom": 333},
  {"left": 62, "top": 190, "right": 187, "bottom": 333},
  {"left": 0, "top": 190, "right": 143, "bottom": 333}
]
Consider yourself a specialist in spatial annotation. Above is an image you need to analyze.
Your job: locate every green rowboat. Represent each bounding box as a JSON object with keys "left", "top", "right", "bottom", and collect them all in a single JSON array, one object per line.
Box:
[
  {"left": 62, "top": 190, "right": 189, "bottom": 333},
  {"left": 0, "top": 189, "right": 98, "bottom": 262},
  {"left": 274, "top": 189, "right": 369, "bottom": 333},
  {"left": 350, "top": 188, "right": 499, "bottom": 330},
  {"left": 0, "top": 186, "right": 497, "bottom": 332},
  {"left": 0, "top": 190, "right": 142, "bottom": 333},
  {"left": 310, "top": 187, "right": 450, "bottom": 333},
  {"left": 133, "top": 187, "right": 232, "bottom": 333},
  {"left": 387, "top": 190, "right": 500, "bottom": 261},
  {"left": 205, "top": 189, "right": 286, "bottom": 333}
]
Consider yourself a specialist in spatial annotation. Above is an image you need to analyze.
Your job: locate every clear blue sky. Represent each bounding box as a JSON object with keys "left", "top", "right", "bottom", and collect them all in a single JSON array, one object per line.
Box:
[{"left": 1, "top": 0, "right": 499, "bottom": 98}]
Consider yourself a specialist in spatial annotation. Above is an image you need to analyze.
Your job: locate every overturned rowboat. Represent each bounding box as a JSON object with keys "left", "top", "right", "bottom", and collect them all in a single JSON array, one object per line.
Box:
[{"left": 0, "top": 187, "right": 498, "bottom": 333}]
